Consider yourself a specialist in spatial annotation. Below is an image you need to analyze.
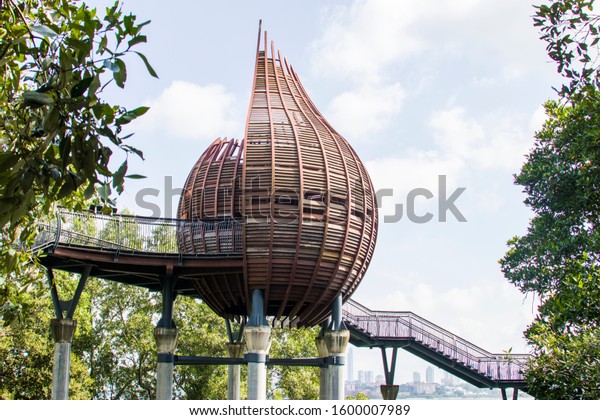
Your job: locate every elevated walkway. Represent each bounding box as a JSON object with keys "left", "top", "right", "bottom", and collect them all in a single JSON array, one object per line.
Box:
[
  {"left": 343, "top": 299, "right": 528, "bottom": 391},
  {"left": 33, "top": 210, "right": 244, "bottom": 300},
  {"left": 33, "top": 210, "right": 529, "bottom": 394}
]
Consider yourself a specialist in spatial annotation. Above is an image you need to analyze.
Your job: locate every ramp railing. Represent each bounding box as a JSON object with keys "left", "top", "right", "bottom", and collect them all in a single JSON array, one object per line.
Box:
[
  {"left": 343, "top": 299, "right": 529, "bottom": 382},
  {"left": 33, "top": 209, "right": 243, "bottom": 256}
]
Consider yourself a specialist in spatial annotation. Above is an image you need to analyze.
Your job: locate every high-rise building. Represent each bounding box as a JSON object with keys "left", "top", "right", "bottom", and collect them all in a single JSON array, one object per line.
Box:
[
  {"left": 426, "top": 366, "right": 434, "bottom": 384},
  {"left": 358, "top": 370, "right": 374, "bottom": 384},
  {"left": 441, "top": 371, "right": 455, "bottom": 387},
  {"left": 347, "top": 347, "right": 354, "bottom": 382},
  {"left": 358, "top": 370, "right": 366, "bottom": 384},
  {"left": 413, "top": 371, "right": 421, "bottom": 384}
]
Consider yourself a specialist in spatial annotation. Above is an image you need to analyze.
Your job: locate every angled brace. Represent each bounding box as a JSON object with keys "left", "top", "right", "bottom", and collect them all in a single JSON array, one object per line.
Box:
[{"left": 47, "top": 266, "right": 91, "bottom": 320}]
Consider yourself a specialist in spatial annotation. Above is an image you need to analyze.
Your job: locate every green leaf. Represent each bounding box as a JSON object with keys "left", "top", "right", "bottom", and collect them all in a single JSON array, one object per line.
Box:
[
  {"left": 70, "top": 77, "right": 95, "bottom": 98},
  {"left": 121, "top": 145, "right": 144, "bottom": 159},
  {"left": 128, "top": 35, "right": 147, "bottom": 48},
  {"left": 125, "top": 174, "right": 146, "bottom": 179},
  {"left": 114, "top": 58, "right": 127, "bottom": 88},
  {"left": 116, "top": 106, "right": 150, "bottom": 125},
  {"left": 31, "top": 25, "right": 58, "bottom": 38},
  {"left": 98, "top": 183, "right": 110, "bottom": 201},
  {"left": 22, "top": 91, "right": 54, "bottom": 107},
  {"left": 134, "top": 51, "right": 158, "bottom": 78},
  {"left": 112, "top": 160, "right": 128, "bottom": 193},
  {"left": 83, "top": 181, "right": 96, "bottom": 200},
  {"left": 43, "top": 106, "right": 61, "bottom": 135}
]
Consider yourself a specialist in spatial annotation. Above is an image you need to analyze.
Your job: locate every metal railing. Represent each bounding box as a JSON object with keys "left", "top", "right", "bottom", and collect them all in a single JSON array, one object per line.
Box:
[
  {"left": 33, "top": 209, "right": 243, "bottom": 256},
  {"left": 343, "top": 299, "right": 529, "bottom": 382}
]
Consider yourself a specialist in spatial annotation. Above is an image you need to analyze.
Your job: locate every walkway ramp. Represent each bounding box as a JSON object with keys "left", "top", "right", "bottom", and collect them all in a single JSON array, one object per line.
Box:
[
  {"left": 32, "top": 210, "right": 529, "bottom": 392},
  {"left": 343, "top": 299, "right": 528, "bottom": 390}
]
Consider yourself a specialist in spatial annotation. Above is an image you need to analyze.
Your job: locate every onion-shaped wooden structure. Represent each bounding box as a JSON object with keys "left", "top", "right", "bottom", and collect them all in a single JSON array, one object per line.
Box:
[{"left": 177, "top": 25, "right": 378, "bottom": 326}]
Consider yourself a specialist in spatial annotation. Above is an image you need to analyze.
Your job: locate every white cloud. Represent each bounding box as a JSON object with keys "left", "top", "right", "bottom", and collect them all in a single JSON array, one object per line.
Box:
[
  {"left": 361, "top": 104, "right": 539, "bottom": 222},
  {"left": 313, "top": 0, "right": 482, "bottom": 82},
  {"left": 430, "top": 106, "right": 533, "bottom": 172},
  {"left": 328, "top": 83, "right": 405, "bottom": 140},
  {"left": 529, "top": 104, "right": 548, "bottom": 134},
  {"left": 134, "top": 81, "right": 242, "bottom": 141},
  {"left": 430, "top": 107, "right": 484, "bottom": 158}
]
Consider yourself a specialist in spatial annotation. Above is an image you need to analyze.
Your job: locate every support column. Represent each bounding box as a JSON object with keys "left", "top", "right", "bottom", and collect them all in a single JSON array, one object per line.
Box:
[
  {"left": 47, "top": 266, "right": 89, "bottom": 400},
  {"left": 380, "top": 347, "right": 399, "bottom": 400},
  {"left": 315, "top": 335, "right": 330, "bottom": 400},
  {"left": 323, "top": 294, "right": 349, "bottom": 400},
  {"left": 155, "top": 275, "right": 178, "bottom": 400},
  {"left": 154, "top": 327, "right": 178, "bottom": 400},
  {"left": 244, "top": 290, "right": 271, "bottom": 400},
  {"left": 380, "top": 385, "right": 400, "bottom": 400},
  {"left": 226, "top": 342, "right": 244, "bottom": 400},
  {"left": 50, "top": 319, "right": 76, "bottom": 400}
]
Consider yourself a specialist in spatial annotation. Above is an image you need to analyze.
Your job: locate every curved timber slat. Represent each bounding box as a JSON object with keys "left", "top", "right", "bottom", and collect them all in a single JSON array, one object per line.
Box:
[{"left": 177, "top": 25, "right": 378, "bottom": 326}]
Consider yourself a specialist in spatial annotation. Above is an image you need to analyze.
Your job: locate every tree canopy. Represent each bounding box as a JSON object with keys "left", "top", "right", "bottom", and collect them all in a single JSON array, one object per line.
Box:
[
  {"left": 500, "top": 0, "right": 600, "bottom": 399},
  {"left": 0, "top": 0, "right": 156, "bottom": 276}
]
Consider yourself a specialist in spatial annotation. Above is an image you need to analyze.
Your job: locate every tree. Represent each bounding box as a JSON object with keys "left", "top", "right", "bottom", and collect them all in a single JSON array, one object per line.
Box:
[
  {"left": 500, "top": 0, "right": 600, "bottom": 399},
  {"left": 269, "top": 326, "right": 320, "bottom": 400},
  {"left": 501, "top": 97, "right": 600, "bottom": 399},
  {"left": 0, "top": 0, "right": 156, "bottom": 276},
  {"left": 534, "top": 0, "right": 600, "bottom": 98},
  {"left": 346, "top": 392, "right": 369, "bottom": 400},
  {"left": 0, "top": 270, "right": 93, "bottom": 399}
]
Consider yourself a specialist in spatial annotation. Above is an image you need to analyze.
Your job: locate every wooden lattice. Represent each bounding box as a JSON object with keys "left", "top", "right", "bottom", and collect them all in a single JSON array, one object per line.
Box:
[{"left": 178, "top": 25, "right": 378, "bottom": 326}]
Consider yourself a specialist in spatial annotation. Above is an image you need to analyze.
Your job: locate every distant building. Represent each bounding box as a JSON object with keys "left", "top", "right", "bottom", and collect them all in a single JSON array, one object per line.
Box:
[
  {"left": 413, "top": 371, "right": 421, "bottom": 384},
  {"left": 347, "top": 348, "right": 354, "bottom": 382},
  {"left": 375, "top": 374, "right": 385, "bottom": 385},
  {"left": 358, "top": 370, "right": 366, "bottom": 384},
  {"left": 442, "top": 371, "right": 455, "bottom": 387},
  {"left": 358, "top": 370, "right": 374, "bottom": 384},
  {"left": 413, "top": 382, "right": 437, "bottom": 395},
  {"left": 426, "top": 366, "right": 434, "bottom": 384}
]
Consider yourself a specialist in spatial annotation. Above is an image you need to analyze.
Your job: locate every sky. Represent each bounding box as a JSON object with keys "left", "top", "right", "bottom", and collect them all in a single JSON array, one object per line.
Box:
[{"left": 96, "top": 0, "right": 561, "bottom": 386}]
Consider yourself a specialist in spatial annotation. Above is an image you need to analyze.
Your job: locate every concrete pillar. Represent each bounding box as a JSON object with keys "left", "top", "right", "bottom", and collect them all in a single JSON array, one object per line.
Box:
[
  {"left": 324, "top": 329, "right": 349, "bottom": 400},
  {"left": 244, "top": 325, "right": 271, "bottom": 400},
  {"left": 154, "top": 327, "right": 178, "bottom": 400},
  {"left": 380, "top": 385, "right": 400, "bottom": 400},
  {"left": 226, "top": 342, "right": 244, "bottom": 400},
  {"left": 316, "top": 336, "right": 330, "bottom": 400},
  {"left": 51, "top": 319, "right": 76, "bottom": 400}
]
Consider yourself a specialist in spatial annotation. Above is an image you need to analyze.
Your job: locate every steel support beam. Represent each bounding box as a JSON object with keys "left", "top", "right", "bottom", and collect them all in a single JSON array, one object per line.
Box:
[
  {"left": 155, "top": 275, "right": 178, "bottom": 400},
  {"left": 245, "top": 289, "right": 271, "bottom": 400},
  {"left": 47, "top": 267, "right": 90, "bottom": 400},
  {"left": 323, "top": 294, "right": 349, "bottom": 400},
  {"left": 380, "top": 347, "right": 399, "bottom": 400},
  {"left": 226, "top": 342, "right": 244, "bottom": 400}
]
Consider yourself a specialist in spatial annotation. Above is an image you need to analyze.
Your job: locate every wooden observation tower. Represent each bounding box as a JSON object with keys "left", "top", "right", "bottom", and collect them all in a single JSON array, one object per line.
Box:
[
  {"left": 34, "top": 23, "right": 379, "bottom": 400},
  {"left": 177, "top": 23, "right": 378, "bottom": 327}
]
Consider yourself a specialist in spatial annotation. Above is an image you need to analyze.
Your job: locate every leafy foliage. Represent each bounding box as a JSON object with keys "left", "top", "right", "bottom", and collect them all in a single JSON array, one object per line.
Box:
[
  {"left": 0, "top": 271, "right": 93, "bottom": 399},
  {"left": 269, "top": 326, "right": 320, "bottom": 400},
  {"left": 534, "top": 0, "right": 600, "bottom": 97},
  {"left": 0, "top": 0, "right": 156, "bottom": 276},
  {"left": 525, "top": 317, "right": 600, "bottom": 399},
  {"left": 0, "top": 271, "right": 237, "bottom": 400},
  {"left": 501, "top": 2, "right": 600, "bottom": 398},
  {"left": 346, "top": 392, "right": 370, "bottom": 400}
]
